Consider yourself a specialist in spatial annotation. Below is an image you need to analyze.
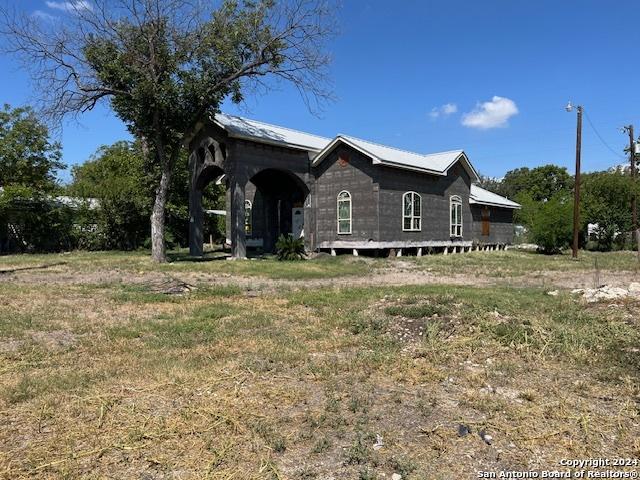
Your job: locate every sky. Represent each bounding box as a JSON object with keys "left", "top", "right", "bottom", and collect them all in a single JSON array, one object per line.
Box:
[{"left": 1, "top": 0, "right": 640, "bottom": 183}]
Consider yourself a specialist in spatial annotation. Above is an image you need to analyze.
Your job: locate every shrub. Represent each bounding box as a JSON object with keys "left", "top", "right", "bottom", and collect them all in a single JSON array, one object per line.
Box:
[
  {"left": 517, "top": 192, "right": 573, "bottom": 254},
  {"left": 275, "top": 234, "right": 305, "bottom": 261}
]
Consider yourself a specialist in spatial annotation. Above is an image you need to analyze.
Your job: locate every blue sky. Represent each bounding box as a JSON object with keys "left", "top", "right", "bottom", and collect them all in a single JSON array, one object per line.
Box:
[{"left": 2, "top": 0, "right": 639, "bottom": 182}]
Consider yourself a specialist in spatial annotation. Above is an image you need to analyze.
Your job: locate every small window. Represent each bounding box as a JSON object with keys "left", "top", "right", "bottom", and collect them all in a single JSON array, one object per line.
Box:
[
  {"left": 244, "top": 200, "right": 252, "bottom": 235},
  {"left": 337, "top": 190, "right": 352, "bottom": 234},
  {"left": 402, "top": 192, "right": 421, "bottom": 231},
  {"left": 450, "top": 195, "right": 463, "bottom": 237}
]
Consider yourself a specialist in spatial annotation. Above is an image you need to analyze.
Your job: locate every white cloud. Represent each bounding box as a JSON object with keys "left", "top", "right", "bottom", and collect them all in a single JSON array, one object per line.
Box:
[
  {"left": 461, "top": 96, "right": 518, "bottom": 129},
  {"left": 33, "top": 10, "right": 57, "bottom": 21},
  {"left": 429, "top": 103, "right": 458, "bottom": 119},
  {"left": 46, "top": 1, "right": 93, "bottom": 12}
]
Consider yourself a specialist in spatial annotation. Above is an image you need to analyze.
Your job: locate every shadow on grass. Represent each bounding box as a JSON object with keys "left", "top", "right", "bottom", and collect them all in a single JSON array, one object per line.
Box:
[
  {"left": 0, "top": 262, "right": 67, "bottom": 275},
  {"left": 168, "top": 250, "right": 274, "bottom": 263}
]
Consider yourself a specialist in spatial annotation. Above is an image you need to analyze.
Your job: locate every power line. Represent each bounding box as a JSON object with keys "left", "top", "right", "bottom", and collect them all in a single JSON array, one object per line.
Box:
[{"left": 584, "top": 110, "right": 626, "bottom": 160}]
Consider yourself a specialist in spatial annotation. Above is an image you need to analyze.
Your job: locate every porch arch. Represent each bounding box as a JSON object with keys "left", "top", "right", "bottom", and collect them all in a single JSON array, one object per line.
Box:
[
  {"left": 188, "top": 137, "right": 227, "bottom": 257},
  {"left": 247, "top": 168, "right": 310, "bottom": 252}
]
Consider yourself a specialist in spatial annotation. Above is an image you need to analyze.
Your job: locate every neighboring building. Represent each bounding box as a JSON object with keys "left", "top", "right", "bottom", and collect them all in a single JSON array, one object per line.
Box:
[{"left": 188, "top": 114, "right": 520, "bottom": 257}]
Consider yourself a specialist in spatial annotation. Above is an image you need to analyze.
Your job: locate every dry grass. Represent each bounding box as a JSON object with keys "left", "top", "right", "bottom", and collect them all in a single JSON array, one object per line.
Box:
[{"left": 0, "top": 252, "right": 639, "bottom": 479}]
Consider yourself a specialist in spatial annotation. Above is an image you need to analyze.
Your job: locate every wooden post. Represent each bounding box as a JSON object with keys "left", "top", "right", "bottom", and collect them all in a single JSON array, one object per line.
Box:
[
  {"left": 443, "top": 246, "right": 448, "bottom": 255},
  {"left": 417, "top": 247, "right": 422, "bottom": 257},
  {"left": 572, "top": 106, "right": 583, "bottom": 259},
  {"left": 229, "top": 173, "right": 247, "bottom": 259},
  {"left": 626, "top": 125, "right": 639, "bottom": 261}
]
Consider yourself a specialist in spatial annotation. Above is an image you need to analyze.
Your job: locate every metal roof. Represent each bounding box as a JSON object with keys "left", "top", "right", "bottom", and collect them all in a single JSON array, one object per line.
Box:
[
  {"left": 312, "top": 135, "right": 479, "bottom": 180},
  {"left": 212, "top": 113, "right": 479, "bottom": 180},
  {"left": 213, "top": 113, "right": 331, "bottom": 151},
  {"left": 470, "top": 184, "right": 521, "bottom": 209}
]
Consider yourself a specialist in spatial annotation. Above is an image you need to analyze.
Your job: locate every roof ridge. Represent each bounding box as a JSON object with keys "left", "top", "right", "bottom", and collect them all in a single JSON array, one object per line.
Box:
[
  {"left": 339, "top": 134, "right": 462, "bottom": 159},
  {"left": 218, "top": 112, "right": 332, "bottom": 142}
]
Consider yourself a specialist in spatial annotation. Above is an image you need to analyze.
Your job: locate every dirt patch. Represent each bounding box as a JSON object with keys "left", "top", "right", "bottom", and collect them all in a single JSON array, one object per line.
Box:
[
  {"left": 29, "top": 330, "right": 78, "bottom": 351},
  {"left": 3, "top": 256, "right": 639, "bottom": 295},
  {"left": 0, "top": 338, "right": 24, "bottom": 354}
]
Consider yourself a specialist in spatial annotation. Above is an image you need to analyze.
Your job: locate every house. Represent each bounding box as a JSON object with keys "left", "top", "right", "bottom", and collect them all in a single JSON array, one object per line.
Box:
[{"left": 187, "top": 114, "right": 520, "bottom": 258}]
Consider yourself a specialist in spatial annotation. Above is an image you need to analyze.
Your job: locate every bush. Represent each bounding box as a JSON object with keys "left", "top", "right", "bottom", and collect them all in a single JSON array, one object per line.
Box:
[
  {"left": 275, "top": 234, "right": 305, "bottom": 261},
  {"left": 517, "top": 192, "right": 573, "bottom": 254},
  {"left": 0, "top": 187, "right": 78, "bottom": 253}
]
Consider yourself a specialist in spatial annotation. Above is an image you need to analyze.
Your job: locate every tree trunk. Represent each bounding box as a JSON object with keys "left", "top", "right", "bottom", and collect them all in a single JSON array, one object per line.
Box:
[{"left": 151, "top": 155, "right": 171, "bottom": 263}]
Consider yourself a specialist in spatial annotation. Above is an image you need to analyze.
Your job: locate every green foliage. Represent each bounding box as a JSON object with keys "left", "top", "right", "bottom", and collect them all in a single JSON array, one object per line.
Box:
[
  {"left": 0, "top": 104, "right": 63, "bottom": 191},
  {"left": 490, "top": 164, "right": 639, "bottom": 253},
  {"left": 499, "top": 165, "right": 573, "bottom": 203},
  {"left": 275, "top": 234, "right": 306, "bottom": 261},
  {"left": 0, "top": 106, "right": 69, "bottom": 252},
  {"left": 475, "top": 174, "right": 502, "bottom": 193},
  {"left": 517, "top": 192, "right": 573, "bottom": 254},
  {"left": 69, "top": 141, "right": 150, "bottom": 250},
  {"left": 0, "top": 186, "right": 76, "bottom": 253},
  {"left": 68, "top": 140, "right": 225, "bottom": 250},
  {"left": 582, "top": 170, "right": 635, "bottom": 251}
]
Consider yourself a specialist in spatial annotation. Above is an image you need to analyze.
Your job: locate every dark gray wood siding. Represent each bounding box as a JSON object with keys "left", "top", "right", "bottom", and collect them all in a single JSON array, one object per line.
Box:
[
  {"left": 376, "top": 163, "right": 472, "bottom": 243},
  {"left": 312, "top": 144, "right": 478, "bottom": 246},
  {"left": 470, "top": 205, "right": 515, "bottom": 244},
  {"left": 313, "top": 146, "right": 379, "bottom": 245}
]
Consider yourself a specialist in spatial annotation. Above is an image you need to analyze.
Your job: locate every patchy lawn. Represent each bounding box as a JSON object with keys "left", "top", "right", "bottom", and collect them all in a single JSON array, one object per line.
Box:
[{"left": 0, "top": 251, "right": 639, "bottom": 478}]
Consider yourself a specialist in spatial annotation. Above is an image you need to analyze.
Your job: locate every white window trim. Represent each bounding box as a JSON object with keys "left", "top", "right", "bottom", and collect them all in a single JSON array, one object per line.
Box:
[
  {"left": 337, "top": 190, "right": 352, "bottom": 235},
  {"left": 244, "top": 199, "right": 252, "bottom": 235},
  {"left": 450, "top": 195, "right": 463, "bottom": 237},
  {"left": 402, "top": 191, "right": 422, "bottom": 232}
]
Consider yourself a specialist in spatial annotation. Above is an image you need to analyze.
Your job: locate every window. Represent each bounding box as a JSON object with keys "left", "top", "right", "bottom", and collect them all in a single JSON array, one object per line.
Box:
[
  {"left": 402, "top": 192, "right": 421, "bottom": 231},
  {"left": 450, "top": 195, "right": 463, "bottom": 237},
  {"left": 244, "top": 200, "right": 252, "bottom": 235},
  {"left": 337, "top": 190, "right": 352, "bottom": 234}
]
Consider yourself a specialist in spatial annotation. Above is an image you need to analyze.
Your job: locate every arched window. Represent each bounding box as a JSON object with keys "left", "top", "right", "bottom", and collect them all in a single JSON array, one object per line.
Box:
[
  {"left": 244, "top": 200, "right": 252, "bottom": 235},
  {"left": 402, "top": 192, "right": 421, "bottom": 231},
  {"left": 450, "top": 195, "right": 463, "bottom": 237},
  {"left": 337, "top": 191, "right": 352, "bottom": 234}
]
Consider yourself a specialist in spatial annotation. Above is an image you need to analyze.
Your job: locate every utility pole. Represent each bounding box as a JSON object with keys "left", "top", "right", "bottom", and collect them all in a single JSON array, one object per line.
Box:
[
  {"left": 624, "top": 125, "right": 639, "bottom": 259},
  {"left": 566, "top": 103, "right": 583, "bottom": 259}
]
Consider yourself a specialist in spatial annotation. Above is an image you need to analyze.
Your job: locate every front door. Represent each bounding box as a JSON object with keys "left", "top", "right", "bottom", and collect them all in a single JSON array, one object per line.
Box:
[{"left": 292, "top": 208, "right": 304, "bottom": 239}]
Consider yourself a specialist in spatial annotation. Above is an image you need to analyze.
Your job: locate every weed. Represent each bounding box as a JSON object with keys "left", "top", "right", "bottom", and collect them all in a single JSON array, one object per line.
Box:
[
  {"left": 389, "top": 455, "right": 417, "bottom": 477},
  {"left": 311, "top": 436, "right": 331, "bottom": 454},
  {"left": 252, "top": 420, "right": 286, "bottom": 453},
  {"left": 345, "top": 434, "right": 370, "bottom": 465}
]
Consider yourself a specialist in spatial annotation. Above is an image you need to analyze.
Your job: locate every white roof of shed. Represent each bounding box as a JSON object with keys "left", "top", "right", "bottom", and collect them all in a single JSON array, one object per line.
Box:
[
  {"left": 213, "top": 113, "right": 330, "bottom": 151},
  {"left": 470, "top": 184, "right": 520, "bottom": 209}
]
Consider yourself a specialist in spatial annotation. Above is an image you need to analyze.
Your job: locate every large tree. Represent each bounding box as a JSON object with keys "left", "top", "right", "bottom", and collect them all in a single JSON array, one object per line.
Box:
[
  {"left": 0, "top": 104, "right": 63, "bottom": 191},
  {"left": 581, "top": 170, "right": 636, "bottom": 250},
  {"left": 1, "top": 0, "right": 334, "bottom": 261},
  {"left": 499, "top": 165, "right": 573, "bottom": 203}
]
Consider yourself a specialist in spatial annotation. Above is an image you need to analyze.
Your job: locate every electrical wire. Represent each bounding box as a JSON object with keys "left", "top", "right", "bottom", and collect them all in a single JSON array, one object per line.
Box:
[{"left": 584, "top": 110, "right": 626, "bottom": 160}]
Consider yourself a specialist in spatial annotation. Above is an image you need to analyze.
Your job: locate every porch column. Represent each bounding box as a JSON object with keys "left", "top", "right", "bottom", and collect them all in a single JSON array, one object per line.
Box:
[
  {"left": 263, "top": 194, "right": 277, "bottom": 253},
  {"left": 229, "top": 173, "right": 247, "bottom": 259},
  {"left": 188, "top": 150, "right": 204, "bottom": 257},
  {"left": 189, "top": 188, "right": 204, "bottom": 257}
]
